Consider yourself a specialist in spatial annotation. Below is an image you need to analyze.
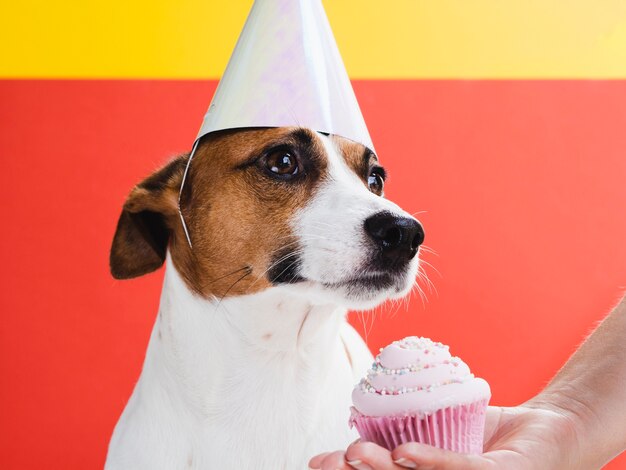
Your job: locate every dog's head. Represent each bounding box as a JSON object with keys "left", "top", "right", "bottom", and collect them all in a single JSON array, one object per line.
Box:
[{"left": 110, "top": 127, "right": 423, "bottom": 310}]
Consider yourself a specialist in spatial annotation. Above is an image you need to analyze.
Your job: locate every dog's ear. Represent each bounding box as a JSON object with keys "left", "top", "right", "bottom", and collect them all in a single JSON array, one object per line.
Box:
[{"left": 110, "top": 155, "right": 188, "bottom": 279}]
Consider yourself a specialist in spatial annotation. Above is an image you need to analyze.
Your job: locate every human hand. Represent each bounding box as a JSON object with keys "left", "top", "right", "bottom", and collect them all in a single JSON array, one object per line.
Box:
[{"left": 309, "top": 404, "right": 583, "bottom": 470}]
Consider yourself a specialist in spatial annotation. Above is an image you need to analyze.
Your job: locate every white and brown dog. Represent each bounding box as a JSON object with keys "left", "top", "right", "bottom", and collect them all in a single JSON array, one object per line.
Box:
[{"left": 105, "top": 127, "right": 424, "bottom": 470}]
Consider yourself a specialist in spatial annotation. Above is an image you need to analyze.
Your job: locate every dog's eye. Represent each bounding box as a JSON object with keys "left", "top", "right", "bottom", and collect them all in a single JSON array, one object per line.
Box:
[
  {"left": 265, "top": 151, "right": 299, "bottom": 178},
  {"left": 368, "top": 168, "right": 385, "bottom": 195}
]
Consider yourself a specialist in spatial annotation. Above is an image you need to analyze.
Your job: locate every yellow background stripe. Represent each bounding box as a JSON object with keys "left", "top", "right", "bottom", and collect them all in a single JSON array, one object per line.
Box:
[{"left": 3, "top": 0, "right": 626, "bottom": 78}]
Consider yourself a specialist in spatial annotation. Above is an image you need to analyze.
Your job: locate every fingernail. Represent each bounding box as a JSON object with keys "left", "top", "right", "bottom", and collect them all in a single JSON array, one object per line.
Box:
[
  {"left": 346, "top": 460, "right": 373, "bottom": 470},
  {"left": 394, "top": 458, "right": 418, "bottom": 468}
]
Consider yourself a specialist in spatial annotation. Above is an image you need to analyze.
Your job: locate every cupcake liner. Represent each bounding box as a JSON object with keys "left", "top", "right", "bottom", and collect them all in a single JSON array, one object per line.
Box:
[{"left": 349, "top": 399, "right": 489, "bottom": 454}]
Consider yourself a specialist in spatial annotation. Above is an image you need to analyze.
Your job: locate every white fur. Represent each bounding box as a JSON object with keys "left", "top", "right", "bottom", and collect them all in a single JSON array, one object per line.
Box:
[
  {"left": 106, "top": 256, "right": 373, "bottom": 470},
  {"left": 105, "top": 132, "right": 420, "bottom": 469},
  {"left": 295, "top": 136, "right": 420, "bottom": 309}
]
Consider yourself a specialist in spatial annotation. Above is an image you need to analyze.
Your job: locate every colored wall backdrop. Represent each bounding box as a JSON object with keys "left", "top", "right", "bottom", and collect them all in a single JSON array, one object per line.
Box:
[{"left": 2, "top": 1, "right": 626, "bottom": 468}]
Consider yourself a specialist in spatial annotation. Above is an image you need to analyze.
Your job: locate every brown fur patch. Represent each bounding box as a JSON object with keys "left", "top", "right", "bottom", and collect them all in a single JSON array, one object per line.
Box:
[
  {"left": 331, "top": 135, "right": 379, "bottom": 188},
  {"left": 110, "top": 156, "right": 188, "bottom": 279},
  {"left": 111, "top": 127, "right": 332, "bottom": 298},
  {"left": 173, "top": 127, "right": 331, "bottom": 297},
  {"left": 110, "top": 128, "right": 383, "bottom": 299}
]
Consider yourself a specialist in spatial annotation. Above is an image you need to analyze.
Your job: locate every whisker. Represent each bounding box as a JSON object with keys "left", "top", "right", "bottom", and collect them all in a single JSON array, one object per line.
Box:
[
  {"left": 414, "top": 281, "right": 427, "bottom": 308},
  {"left": 418, "top": 258, "right": 442, "bottom": 278},
  {"left": 417, "top": 265, "right": 438, "bottom": 296},
  {"left": 246, "top": 249, "right": 305, "bottom": 291},
  {"left": 214, "top": 267, "right": 252, "bottom": 311},
  {"left": 264, "top": 257, "right": 302, "bottom": 285},
  {"left": 205, "top": 265, "right": 251, "bottom": 287},
  {"left": 389, "top": 299, "right": 402, "bottom": 319},
  {"left": 419, "top": 244, "right": 439, "bottom": 257}
]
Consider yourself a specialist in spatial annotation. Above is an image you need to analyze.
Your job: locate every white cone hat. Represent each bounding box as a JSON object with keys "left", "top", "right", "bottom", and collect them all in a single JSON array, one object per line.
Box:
[
  {"left": 195, "top": 0, "right": 374, "bottom": 150},
  {"left": 179, "top": 0, "right": 374, "bottom": 247}
]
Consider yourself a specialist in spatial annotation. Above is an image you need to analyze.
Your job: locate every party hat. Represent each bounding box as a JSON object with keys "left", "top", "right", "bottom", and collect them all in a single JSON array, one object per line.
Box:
[
  {"left": 197, "top": 0, "right": 373, "bottom": 149},
  {"left": 180, "top": 0, "right": 374, "bottom": 246}
]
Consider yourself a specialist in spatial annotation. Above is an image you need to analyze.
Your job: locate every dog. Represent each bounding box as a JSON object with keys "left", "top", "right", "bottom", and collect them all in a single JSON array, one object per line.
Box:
[{"left": 105, "top": 127, "right": 424, "bottom": 469}]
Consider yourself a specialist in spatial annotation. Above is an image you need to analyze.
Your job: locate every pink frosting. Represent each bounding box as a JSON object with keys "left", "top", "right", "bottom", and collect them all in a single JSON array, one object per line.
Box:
[{"left": 352, "top": 337, "right": 491, "bottom": 417}]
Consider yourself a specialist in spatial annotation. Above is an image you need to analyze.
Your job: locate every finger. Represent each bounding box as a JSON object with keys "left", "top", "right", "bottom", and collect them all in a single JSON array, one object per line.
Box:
[
  {"left": 308, "top": 452, "right": 332, "bottom": 469},
  {"left": 391, "top": 442, "right": 490, "bottom": 469},
  {"left": 345, "top": 441, "right": 405, "bottom": 469},
  {"left": 319, "top": 450, "right": 350, "bottom": 470}
]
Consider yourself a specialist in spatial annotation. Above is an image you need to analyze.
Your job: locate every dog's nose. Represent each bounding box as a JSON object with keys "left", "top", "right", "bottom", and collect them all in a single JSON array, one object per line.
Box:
[{"left": 364, "top": 212, "right": 424, "bottom": 263}]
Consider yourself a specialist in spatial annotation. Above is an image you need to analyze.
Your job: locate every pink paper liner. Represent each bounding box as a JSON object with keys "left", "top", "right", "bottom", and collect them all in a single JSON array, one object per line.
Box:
[{"left": 349, "top": 399, "right": 489, "bottom": 454}]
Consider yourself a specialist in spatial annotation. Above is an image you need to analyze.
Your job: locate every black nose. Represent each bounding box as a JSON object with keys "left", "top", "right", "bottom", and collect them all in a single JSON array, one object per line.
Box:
[{"left": 364, "top": 212, "right": 424, "bottom": 265}]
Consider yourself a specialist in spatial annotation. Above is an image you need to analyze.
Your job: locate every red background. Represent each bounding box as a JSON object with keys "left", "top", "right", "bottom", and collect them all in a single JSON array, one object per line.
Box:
[{"left": 1, "top": 80, "right": 625, "bottom": 468}]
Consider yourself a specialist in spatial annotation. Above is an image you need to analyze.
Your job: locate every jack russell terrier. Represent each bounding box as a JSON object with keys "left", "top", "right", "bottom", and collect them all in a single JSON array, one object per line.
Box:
[{"left": 105, "top": 127, "right": 424, "bottom": 469}]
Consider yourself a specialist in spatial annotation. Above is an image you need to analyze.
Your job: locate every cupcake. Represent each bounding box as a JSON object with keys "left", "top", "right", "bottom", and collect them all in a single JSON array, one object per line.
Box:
[{"left": 350, "top": 336, "right": 490, "bottom": 454}]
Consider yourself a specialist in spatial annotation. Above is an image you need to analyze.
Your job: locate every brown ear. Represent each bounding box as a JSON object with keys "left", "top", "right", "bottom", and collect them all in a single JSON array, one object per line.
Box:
[{"left": 110, "top": 155, "right": 188, "bottom": 279}]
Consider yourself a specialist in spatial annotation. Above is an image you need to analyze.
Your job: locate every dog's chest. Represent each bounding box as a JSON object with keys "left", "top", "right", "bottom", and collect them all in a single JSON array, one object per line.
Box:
[
  {"left": 186, "top": 350, "right": 357, "bottom": 469},
  {"left": 142, "top": 338, "right": 358, "bottom": 470},
  {"left": 106, "top": 266, "right": 370, "bottom": 470}
]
